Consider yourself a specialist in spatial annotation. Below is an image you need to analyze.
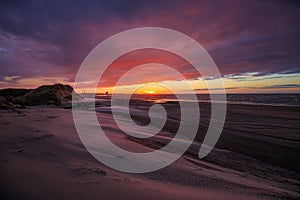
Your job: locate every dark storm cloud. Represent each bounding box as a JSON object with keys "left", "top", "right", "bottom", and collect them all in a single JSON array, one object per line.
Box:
[{"left": 0, "top": 0, "right": 299, "bottom": 87}]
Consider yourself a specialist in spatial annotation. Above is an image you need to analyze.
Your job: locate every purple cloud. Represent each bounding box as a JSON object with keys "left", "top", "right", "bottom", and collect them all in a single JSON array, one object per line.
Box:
[{"left": 0, "top": 0, "right": 299, "bottom": 88}]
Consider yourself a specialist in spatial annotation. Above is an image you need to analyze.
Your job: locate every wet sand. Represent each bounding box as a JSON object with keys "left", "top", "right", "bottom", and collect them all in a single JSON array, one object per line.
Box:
[{"left": 0, "top": 102, "right": 299, "bottom": 199}]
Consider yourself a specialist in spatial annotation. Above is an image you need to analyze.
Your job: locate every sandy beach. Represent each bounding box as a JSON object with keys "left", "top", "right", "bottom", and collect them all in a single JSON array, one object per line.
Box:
[{"left": 1, "top": 101, "right": 299, "bottom": 200}]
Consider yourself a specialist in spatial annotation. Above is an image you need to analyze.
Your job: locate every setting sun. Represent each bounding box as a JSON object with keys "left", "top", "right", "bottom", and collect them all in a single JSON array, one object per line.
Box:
[{"left": 145, "top": 90, "right": 155, "bottom": 94}]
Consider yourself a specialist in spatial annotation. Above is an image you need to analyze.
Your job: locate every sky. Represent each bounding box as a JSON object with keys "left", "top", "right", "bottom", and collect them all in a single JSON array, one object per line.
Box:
[{"left": 0, "top": 0, "right": 299, "bottom": 93}]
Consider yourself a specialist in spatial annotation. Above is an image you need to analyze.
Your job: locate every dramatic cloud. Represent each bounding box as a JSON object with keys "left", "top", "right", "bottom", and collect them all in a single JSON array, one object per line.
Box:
[
  {"left": 194, "top": 84, "right": 300, "bottom": 91},
  {"left": 261, "top": 84, "right": 300, "bottom": 89},
  {"left": 0, "top": 0, "right": 299, "bottom": 90}
]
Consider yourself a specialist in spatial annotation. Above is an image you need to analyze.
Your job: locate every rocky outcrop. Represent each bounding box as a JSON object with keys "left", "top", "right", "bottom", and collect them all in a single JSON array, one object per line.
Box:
[
  {"left": 0, "top": 88, "right": 32, "bottom": 97},
  {"left": 0, "top": 96, "right": 13, "bottom": 109},
  {"left": 13, "top": 84, "right": 75, "bottom": 106},
  {"left": 0, "top": 84, "right": 80, "bottom": 107}
]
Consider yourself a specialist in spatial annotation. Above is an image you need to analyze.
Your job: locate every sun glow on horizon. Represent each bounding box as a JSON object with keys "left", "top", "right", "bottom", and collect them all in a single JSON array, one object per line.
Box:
[
  {"left": 73, "top": 72, "right": 300, "bottom": 94},
  {"left": 144, "top": 90, "right": 155, "bottom": 94}
]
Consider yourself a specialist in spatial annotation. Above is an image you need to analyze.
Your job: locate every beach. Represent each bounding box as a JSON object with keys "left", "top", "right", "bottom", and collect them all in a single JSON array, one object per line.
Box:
[
  {"left": 0, "top": 98, "right": 299, "bottom": 200},
  {"left": 1, "top": 1, "right": 300, "bottom": 199}
]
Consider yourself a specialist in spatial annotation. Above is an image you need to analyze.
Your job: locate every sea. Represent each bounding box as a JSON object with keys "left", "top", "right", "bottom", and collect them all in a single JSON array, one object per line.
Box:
[{"left": 95, "top": 93, "right": 300, "bottom": 107}]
